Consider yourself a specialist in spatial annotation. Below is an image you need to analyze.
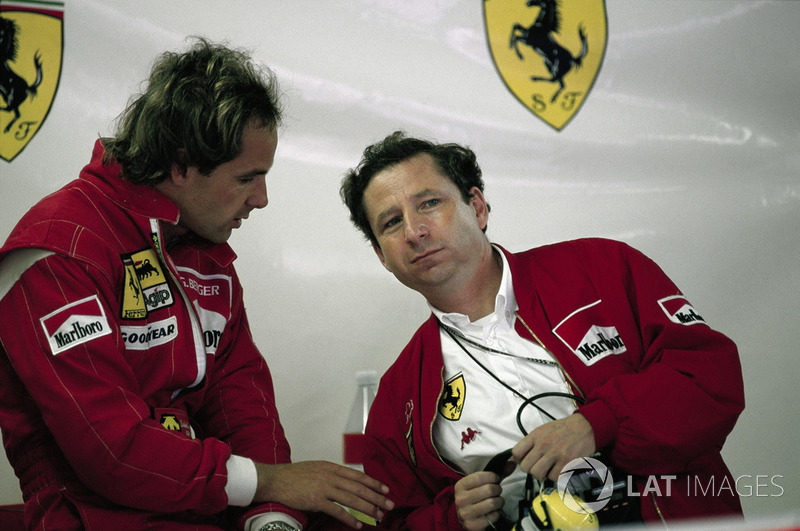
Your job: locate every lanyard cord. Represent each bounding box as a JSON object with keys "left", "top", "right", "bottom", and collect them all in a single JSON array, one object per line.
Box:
[{"left": 440, "top": 324, "right": 583, "bottom": 435}]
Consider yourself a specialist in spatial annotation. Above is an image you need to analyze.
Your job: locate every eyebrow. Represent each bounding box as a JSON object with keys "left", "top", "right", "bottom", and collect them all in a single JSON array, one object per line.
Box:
[{"left": 236, "top": 168, "right": 270, "bottom": 179}]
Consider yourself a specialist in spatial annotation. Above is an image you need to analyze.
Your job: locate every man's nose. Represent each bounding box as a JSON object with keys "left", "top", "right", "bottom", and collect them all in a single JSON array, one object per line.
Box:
[
  {"left": 404, "top": 213, "right": 429, "bottom": 242},
  {"left": 248, "top": 177, "right": 268, "bottom": 209}
]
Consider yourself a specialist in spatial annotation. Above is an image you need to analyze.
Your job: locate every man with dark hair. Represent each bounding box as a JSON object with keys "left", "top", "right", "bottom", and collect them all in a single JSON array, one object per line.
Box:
[
  {"left": 0, "top": 39, "right": 392, "bottom": 531},
  {"left": 340, "top": 131, "right": 744, "bottom": 530}
]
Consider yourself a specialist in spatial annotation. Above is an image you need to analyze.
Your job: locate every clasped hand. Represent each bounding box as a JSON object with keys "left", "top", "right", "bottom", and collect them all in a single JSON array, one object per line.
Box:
[{"left": 454, "top": 414, "right": 595, "bottom": 531}]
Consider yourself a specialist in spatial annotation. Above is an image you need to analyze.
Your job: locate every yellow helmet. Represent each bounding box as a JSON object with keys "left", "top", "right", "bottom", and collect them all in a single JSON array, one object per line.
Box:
[{"left": 529, "top": 487, "right": 599, "bottom": 530}]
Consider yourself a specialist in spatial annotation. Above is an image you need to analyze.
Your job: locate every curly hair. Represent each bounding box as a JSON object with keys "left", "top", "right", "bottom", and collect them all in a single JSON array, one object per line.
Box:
[
  {"left": 103, "top": 37, "right": 282, "bottom": 184},
  {"left": 340, "top": 131, "right": 488, "bottom": 246}
]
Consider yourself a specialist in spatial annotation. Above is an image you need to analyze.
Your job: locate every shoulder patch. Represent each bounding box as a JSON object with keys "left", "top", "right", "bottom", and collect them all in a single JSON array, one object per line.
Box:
[
  {"left": 40, "top": 295, "right": 112, "bottom": 355},
  {"left": 658, "top": 295, "right": 706, "bottom": 326}
]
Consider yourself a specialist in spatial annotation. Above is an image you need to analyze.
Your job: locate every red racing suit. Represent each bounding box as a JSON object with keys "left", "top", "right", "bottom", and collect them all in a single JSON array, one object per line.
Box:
[
  {"left": 0, "top": 140, "right": 305, "bottom": 530},
  {"left": 363, "top": 239, "right": 744, "bottom": 529}
]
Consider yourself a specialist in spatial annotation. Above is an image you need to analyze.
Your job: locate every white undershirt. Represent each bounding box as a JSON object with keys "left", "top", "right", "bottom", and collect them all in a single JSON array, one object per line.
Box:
[{"left": 431, "top": 248, "right": 576, "bottom": 521}]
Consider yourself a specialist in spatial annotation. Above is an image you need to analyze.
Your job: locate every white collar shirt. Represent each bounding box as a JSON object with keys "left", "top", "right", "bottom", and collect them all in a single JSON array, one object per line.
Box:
[{"left": 430, "top": 247, "right": 577, "bottom": 521}]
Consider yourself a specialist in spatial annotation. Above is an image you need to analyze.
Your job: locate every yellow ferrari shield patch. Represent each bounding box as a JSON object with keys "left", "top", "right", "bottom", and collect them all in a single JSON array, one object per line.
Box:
[
  {"left": 438, "top": 374, "right": 466, "bottom": 421},
  {"left": 484, "top": 0, "right": 607, "bottom": 130},
  {"left": 0, "top": 1, "right": 64, "bottom": 162}
]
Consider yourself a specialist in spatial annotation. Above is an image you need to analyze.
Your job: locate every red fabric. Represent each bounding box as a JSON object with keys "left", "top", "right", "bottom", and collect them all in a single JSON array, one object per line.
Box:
[
  {"left": 363, "top": 240, "right": 744, "bottom": 529},
  {"left": 0, "top": 505, "right": 24, "bottom": 531},
  {"left": 0, "top": 140, "right": 305, "bottom": 529}
]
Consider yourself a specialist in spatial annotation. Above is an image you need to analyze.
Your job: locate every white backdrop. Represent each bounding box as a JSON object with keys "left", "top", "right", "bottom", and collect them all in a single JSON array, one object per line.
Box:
[{"left": 1, "top": 0, "right": 798, "bottom": 520}]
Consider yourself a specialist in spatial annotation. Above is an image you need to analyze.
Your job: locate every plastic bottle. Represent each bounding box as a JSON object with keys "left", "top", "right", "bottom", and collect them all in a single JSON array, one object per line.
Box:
[{"left": 342, "top": 370, "right": 378, "bottom": 470}]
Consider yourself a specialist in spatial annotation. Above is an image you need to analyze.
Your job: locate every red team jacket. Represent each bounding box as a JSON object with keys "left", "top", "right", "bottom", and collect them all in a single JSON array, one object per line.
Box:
[
  {"left": 363, "top": 240, "right": 745, "bottom": 529},
  {"left": 0, "top": 140, "right": 304, "bottom": 530}
]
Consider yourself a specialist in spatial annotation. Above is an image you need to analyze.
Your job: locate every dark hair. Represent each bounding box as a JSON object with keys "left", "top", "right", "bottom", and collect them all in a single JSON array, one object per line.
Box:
[
  {"left": 103, "top": 37, "right": 282, "bottom": 184},
  {"left": 340, "top": 131, "right": 488, "bottom": 246}
]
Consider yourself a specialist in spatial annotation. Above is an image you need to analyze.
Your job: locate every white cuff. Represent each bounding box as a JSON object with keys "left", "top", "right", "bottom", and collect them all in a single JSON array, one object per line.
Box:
[{"left": 225, "top": 454, "right": 257, "bottom": 507}]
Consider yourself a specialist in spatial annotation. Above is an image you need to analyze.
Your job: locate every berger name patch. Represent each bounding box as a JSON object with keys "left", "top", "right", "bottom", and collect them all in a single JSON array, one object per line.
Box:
[
  {"left": 552, "top": 300, "right": 627, "bottom": 366},
  {"left": 658, "top": 295, "right": 706, "bottom": 326},
  {"left": 40, "top": 295, "right": 112, "bottom": 355}
]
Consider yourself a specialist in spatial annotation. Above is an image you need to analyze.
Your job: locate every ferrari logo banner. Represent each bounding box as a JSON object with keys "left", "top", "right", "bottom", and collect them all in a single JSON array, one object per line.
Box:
[
  {"left": 484, "top": 0, "right": 607, "bottom": 131},
  {"left": 0, "top": 0, "right": 64, "bottom": 162}
]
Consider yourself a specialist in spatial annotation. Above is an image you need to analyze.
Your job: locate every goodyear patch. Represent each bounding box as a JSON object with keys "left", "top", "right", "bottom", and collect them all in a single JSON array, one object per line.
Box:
[
  {"left": 438, "top": 373, "right": 466, "bottom": 421},
  {"left": 40, "top": 295, "right": 112, "bottom": 355},
  {"left": 121, "top": 249, "right": 173, "bottom": 319},
  {"left": 120, "top": 316, "right": 178, "bottom": 351}
]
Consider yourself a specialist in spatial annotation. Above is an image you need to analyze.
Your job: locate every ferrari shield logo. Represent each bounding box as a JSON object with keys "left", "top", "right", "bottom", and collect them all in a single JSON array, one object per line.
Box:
[
  {"left": 438, "top": 374, "right": 466, "bottom": 421},
  {"left": 484, "top": 0, "right": 607, "bottom": 130},
  {"left": 0, "top": 1, "right": 64, "bottom": 162}
]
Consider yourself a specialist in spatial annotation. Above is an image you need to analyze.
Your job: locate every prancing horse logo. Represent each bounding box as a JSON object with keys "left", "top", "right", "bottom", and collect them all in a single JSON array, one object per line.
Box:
[
  {"left": 484, "top": 0, "right": 607, "bottom": 131},
  {"left": 0, "top": 2, "right": 64, "bottom": 162}
]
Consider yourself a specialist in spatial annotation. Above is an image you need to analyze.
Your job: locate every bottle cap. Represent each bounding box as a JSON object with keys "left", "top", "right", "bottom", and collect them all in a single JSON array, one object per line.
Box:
[{"left": 356, "top": 370, "right": 378, "bottom": 385}]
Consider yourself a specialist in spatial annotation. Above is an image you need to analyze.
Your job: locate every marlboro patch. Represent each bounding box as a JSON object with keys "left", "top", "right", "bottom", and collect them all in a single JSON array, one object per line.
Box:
[
  {"left": 552, "top": 300, "right": 626, "bottom": 366},
  {"left": 658, "top": 295, "right": 706, "bottom": 326},
  {"left": 40, "top": 295, "right": 112, "bottom": 355}
]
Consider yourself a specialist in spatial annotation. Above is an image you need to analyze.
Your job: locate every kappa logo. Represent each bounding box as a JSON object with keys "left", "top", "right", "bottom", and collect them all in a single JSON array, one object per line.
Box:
[
  {"left": 438, "top": 374, "right": 466, "bottom": 421},
  {"left": 658, "top": 295, "right": 706, "bottom": 326},
  {"left": 552, "top": 300, "right": 626, "bottom": 366},
  {"left": 120, "top": 249, "right": 174, "bottom": 319},
  {"left": 0, "top": 1, "right": 64, "bottom": 162},
  {"left": 483, "top": 0, "right": 607, "bottom": 130},
  {"left": 460, "top": 427, "right": 482, "bottom": 450},
  {"left": 40, "top": 295, "right": 112, "bottom": 355}
]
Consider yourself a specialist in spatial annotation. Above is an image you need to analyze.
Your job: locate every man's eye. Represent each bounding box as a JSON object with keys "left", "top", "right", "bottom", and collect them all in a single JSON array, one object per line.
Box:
[
  {"left": 385, "top": 217, "right": 401, "bottom": 228},
  {"left": 423, "top": 199, "right": 440, "bottom": 208}
]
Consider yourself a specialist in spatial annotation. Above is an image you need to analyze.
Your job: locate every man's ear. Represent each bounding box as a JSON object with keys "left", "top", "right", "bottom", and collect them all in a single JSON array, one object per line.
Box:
[
  {"left": 372, "top": 243, "right": 392, "bottom": 272},
  {"left": 169, "top": 149, "right": 190, "bottom": 185},
  {"left": 468, "top": 186, "right": 490, "bottom": 231}
]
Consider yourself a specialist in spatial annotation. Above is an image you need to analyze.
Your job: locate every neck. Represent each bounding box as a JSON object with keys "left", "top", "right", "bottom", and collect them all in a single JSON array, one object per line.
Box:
[{"left": 427, "top": 245, "right": 503, "bottom": 322}]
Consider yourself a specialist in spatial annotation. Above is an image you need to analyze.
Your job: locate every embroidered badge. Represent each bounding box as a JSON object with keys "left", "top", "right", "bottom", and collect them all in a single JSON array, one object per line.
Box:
[
  {"left": 156, "top": 407, "right": 192, "bottom": 438},
  {"left": 40, "top": 295, "right": 112, "bottom": 355},
  {"left": 120, "top": 249, "right": 174, "bottom": 319},
  {"left": 658, "top": 295, "right": 706, "bottom": 326},
  {"left": 438, "top": 374, "right": 466, "bottom": 421},
  {"left": 552, "top": 300, "right": 626, "bottom": 366},
  {"left": 176, "top": 266, "right": 232, "bottom": 355},
  {"left": 120, "top": 316, "right": 178, "bottom": 351}
]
